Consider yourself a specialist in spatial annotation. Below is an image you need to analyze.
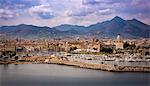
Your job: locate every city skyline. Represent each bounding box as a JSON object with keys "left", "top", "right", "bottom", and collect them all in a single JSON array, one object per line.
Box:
[
  {"left": 0, "top": 1, "right": 150, "bottom": 85},
  {"left": 0, "top": 0, "right": 150, "bottom": 27}
]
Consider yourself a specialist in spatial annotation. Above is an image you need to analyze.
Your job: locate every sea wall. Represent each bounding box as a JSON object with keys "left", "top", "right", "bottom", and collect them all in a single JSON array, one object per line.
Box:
[
  {"left": 48, "top": 58, "right": 150, "bottom": 72},
  {"left": 1, "top": 56, "right": 149, "bottom": 72}
]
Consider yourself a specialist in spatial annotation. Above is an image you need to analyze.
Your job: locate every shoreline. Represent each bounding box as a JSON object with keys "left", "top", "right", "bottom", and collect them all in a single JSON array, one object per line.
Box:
[
  {"left": 1, "top": 60, "right": 149, "bottom": 73},
  {"left": 47, "top": 60, "right": 150, "bottom": 72}
]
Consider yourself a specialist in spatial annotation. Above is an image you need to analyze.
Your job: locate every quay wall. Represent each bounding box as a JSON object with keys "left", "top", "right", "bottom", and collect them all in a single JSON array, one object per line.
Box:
[
  {"left": 0, "top": 56, "right": 150, "bottom": 72},
  {"left": 48, "top": 59, "right": 150, "bottom": 72}
]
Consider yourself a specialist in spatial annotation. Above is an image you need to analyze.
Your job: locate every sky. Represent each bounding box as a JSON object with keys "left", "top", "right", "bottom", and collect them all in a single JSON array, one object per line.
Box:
[{"left": 0, "top": 0, "right": 149, "bottom": 27}]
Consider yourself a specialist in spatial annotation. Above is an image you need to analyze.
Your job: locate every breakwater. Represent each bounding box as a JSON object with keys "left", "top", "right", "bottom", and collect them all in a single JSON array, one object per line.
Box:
[
  {"left": 1, "top": 56, "right": 150, "bottom": 72},
  {"left": 47, "top": 58, "right": 150, "bottom": 72}
]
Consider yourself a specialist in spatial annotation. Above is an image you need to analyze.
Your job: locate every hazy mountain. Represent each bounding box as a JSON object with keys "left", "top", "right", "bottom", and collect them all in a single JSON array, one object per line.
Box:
[
  {"left": 0, "top": 16, "right": 149, "bottom": 39},
  {"left": 86, "top": 16, "right": 149, "bottom": 38},
  {"left": 54, "top": 24, "right": 87, "bottom": 33},
  {"left": 0, "top": 24, "right": 60, "bottom": 39}
]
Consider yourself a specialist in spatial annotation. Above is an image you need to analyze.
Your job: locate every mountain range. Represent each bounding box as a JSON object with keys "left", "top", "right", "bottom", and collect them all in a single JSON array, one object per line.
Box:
[{"left": 0, "top": 16, "right": 149, "bottom": 39}]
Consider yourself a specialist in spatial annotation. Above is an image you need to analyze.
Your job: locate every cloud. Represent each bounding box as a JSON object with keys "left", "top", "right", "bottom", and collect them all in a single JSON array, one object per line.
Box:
[
  {"left": 65, "top": 0, "right": 111, "bottom": 17},
  {"left": 66, "top": 6, "right": 94, "bottom": 16},
  {"left": 96, "top": 9, "right": 112, "bottom": 15},
  {"left": 0, "top": 0, "right": 39, "bottom": 20},
  {"left": 0, "top": 0, "right": 39, "bottom": 9},
  {"left": 82, "top": 0, "right": 101, "bottom": 5},
  {"left": 0, "top": 0, "right": 149, "bottom": 26},
  {"left": 0, "top": 8, "right": 19, "bottom": 20},
  {"left": 28, "top": 5, "right": 55, "bottom": 19}
]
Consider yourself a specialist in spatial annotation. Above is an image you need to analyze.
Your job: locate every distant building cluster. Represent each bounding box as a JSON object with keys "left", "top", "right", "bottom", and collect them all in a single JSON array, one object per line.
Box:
[{"left": 0, "top": 35, "right": 150, "bottom": 57}]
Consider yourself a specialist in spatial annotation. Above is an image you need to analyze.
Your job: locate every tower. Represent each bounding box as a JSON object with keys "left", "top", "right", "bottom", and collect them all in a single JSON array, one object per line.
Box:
[
  {"left": 117, "top": 34, "right": 121, "bottom": 40},
  {"left": 97, "top": 43, "right": 101, "bottom": 52},
  {"left": 115, "top": 34, "right": 124, "bottom": 49},
  {"left": 65, "top": 42, "right": 69, "bottom": 53}
]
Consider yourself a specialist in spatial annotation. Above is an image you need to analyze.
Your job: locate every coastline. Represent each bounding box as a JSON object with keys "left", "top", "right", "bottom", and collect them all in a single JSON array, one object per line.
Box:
[
  {"left": 47, "top": 59, "right": 150, "bottom": 72},
  {"left": 1, "top": 59, "right": 149, "bottom": 73}
]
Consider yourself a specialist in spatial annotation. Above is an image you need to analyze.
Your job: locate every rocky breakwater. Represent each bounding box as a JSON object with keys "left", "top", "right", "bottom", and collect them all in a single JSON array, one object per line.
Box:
[
  {"left": 112, "top": 66, "right": 150, "bottom": 72},
  {"left": 46, "top": 56, "right": 150, "bottom": 72}
]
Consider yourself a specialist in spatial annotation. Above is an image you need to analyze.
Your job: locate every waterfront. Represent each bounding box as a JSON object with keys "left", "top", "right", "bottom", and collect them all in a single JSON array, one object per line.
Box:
[{"left": 0, "top": 64, "right": 149, "bottom": 86}]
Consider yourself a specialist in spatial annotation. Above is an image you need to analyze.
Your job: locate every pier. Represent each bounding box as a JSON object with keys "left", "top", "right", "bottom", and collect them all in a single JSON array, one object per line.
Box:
[{"left": 46, "top": 56, "right": 150, "bottom": 72}]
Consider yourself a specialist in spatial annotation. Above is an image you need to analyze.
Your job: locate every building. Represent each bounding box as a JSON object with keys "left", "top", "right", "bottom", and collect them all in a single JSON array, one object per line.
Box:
[{"left": 114, "top": 34, "right": 124, "bottom": 49}]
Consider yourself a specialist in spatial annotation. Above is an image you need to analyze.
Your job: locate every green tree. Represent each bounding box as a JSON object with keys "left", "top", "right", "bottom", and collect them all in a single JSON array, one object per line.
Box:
[
  {"left": 101, "top": 47, "right": 113, "bottom": 54},
  {"left": 123, "top": 42, "right": 130, "bottom": 49},
  {"left": 123, "top": 42, "right": 136, "bottom": 50}
]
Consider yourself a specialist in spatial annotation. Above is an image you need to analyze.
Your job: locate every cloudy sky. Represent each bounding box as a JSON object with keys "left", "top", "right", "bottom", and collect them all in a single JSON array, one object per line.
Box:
[{"left": 0, "top": 0, "right": 149, "bottom": 27}]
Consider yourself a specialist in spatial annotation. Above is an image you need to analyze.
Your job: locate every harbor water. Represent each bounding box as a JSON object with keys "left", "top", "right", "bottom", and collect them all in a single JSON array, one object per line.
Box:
[{"left": 0, "top": 64, "right": 149, "bottom": 86}]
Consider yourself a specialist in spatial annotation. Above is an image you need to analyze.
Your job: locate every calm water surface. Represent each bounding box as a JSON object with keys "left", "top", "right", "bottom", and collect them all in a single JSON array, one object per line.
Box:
[{"left": 0, "top": 64, "right": 149, "bottom": 86}]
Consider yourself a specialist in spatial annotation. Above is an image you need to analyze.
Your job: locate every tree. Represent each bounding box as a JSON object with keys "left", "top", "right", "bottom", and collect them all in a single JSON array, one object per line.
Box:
[
  {"left": 70, "top": 47, "right": 77, "bottom": 51},
  {"left": 15, "top": 56, "right": 19, "bottom": 61},
  {"left": 123, "top": 42, "right": 136, "bottom": 50},
  {"left": 123, "top": 42, "right": 130, "bottom": 49},
  {"left": 101, "top": 47, "right": 113, "bottom": 54}
]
